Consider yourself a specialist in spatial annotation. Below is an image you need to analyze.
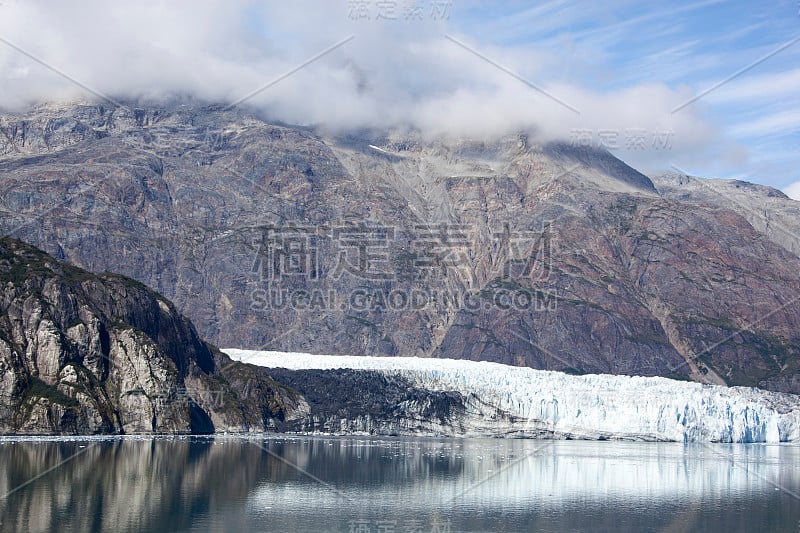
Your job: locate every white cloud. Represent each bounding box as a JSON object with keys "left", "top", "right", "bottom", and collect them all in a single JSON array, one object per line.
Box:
[
  {"left": 730, "top": 109, "right": 800, "bottom": 138},
  {"left": 0, "top": 0, "right": 718, "bottom": 161},
  {"left": 783, "top": 181, "right": 800, "bottom": 201}
]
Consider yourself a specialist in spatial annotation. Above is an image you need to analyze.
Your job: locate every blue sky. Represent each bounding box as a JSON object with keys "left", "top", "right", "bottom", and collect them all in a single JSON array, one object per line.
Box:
[{"left": 0, "top": 0, "right": 797, "bottom": 193}]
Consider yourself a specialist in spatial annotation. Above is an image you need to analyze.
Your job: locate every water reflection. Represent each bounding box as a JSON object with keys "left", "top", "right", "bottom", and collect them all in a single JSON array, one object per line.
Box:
[{"left": 0, "top": 437, "right": 798, "bottom": 532}]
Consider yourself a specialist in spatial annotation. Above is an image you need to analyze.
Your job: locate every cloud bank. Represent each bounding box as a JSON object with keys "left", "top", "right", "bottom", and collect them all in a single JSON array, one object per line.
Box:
[{"left": 0, "top": 0, "right": 717, "bottom": 169}]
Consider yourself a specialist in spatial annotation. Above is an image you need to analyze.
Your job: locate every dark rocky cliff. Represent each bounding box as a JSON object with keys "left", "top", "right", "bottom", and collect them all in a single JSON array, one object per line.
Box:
[
  {"left": 0, "top": 237, "right": 308, "bottom": 435},
  {"left": 1, "top": 102, "right": 799, "bottom": 393}
]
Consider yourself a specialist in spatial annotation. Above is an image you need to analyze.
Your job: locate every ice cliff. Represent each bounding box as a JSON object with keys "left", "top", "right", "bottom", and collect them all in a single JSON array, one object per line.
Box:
[{"left": 225, "top": 350, "right": 800, "bottom": 443}]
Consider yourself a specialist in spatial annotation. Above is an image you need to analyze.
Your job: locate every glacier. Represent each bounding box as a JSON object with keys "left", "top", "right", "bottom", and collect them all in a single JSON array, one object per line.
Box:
[{"left": 223, "top": 350, "right": 800, "bottom": 443}]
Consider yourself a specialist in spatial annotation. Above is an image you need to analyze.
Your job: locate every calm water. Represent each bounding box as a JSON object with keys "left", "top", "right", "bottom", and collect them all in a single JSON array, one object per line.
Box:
[{"left": 0, "top": 436, "right": 798, "bottom": 532}]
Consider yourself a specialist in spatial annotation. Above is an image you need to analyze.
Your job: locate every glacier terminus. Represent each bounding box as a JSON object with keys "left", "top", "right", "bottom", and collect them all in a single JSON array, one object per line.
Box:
[{"left": 225, "top": 350, "right": 800, "bottom": 443}]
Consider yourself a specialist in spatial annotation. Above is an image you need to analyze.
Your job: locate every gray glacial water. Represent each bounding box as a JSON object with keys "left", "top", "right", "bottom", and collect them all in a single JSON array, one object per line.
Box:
[{"left": 0, "top": 437, "right": 798, "bottom": 532}]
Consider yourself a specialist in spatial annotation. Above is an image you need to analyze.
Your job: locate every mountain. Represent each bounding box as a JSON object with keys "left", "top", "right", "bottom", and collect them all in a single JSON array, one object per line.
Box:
[
  {"left": 0, "top": 237, "right": 307, "bottom": 435},
  {"left": 1, "top": 101, "right": 799, "bottom": 393}
]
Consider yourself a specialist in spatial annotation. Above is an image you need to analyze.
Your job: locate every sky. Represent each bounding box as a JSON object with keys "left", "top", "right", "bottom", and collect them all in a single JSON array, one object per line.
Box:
[{"left": 0, "top": 0, "right": 797, "bottom": 194}]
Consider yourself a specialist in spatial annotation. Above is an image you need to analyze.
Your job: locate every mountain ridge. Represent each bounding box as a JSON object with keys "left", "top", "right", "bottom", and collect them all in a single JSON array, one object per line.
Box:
[{"left": 1, "top": 101, "right": 799, "bottom": 393}]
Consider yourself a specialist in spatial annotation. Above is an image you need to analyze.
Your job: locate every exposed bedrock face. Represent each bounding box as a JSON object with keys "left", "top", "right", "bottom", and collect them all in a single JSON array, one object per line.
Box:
[
  {"left": 0, "top": 237, "right": 307, "bottom": 435},
  {"left": 1, "top": 102, "right": 799, "bottom": 393},
  {"left": 262, "top": 368, "right": 538, "bottom": 438}
]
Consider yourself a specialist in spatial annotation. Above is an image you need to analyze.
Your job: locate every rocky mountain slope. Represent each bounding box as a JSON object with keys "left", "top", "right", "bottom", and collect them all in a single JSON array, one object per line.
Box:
[
  {"left": 653, "top": 172, "right": 800, "bottom": 256},
  {"left": 1, "top": 101, "right": 799, "bottom": 393},
  {"left": 0, "top": 237, "right": 308, "bottom": 435}
]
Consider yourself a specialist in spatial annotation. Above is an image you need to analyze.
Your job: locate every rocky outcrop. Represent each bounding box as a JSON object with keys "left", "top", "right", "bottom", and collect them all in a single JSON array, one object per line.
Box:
[
  {"left": 0, "top": 237, "right": 307, "bottom": 435},
  {"left": 1, "top": 102, "right": 799, "bottom": 393}
]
